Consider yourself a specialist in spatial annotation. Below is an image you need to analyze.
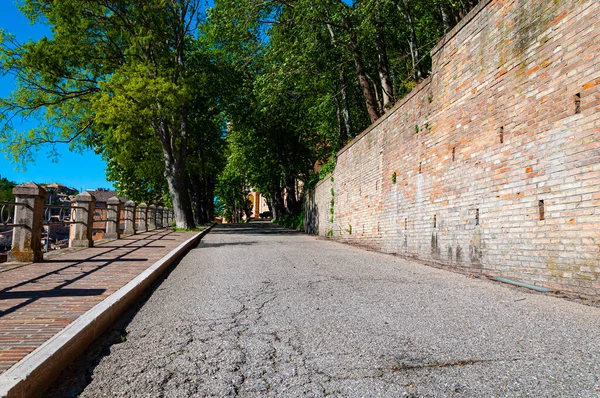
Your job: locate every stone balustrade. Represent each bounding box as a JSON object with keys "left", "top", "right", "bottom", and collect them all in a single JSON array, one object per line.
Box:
[{"left": 5, "top": 182, "right": 175, "bottom": 263}]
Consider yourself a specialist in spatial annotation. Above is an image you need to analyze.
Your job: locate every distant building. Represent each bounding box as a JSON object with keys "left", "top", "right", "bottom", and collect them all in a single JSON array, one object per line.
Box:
[
  {"left": 86, "top": 188, "right": 123, "bottom": 203},
  {"left": 41, "top": 182, "right": 77, "bottom": 206},
  {"left": 247, "top": 190, "right": 270, "bottom": 219},
  {"left": 86, "top": 189, "right": 125, "bottom": 240},
  {"left": 38, "top": 183, "right": 77, "bottom": 249}
]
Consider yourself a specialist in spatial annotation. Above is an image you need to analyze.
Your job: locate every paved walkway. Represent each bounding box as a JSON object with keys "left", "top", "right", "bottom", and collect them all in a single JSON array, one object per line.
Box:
[
  {"left": 0, "top": 229, "right": 197, "bottom": 373},
  {"left": 51, "top": 221, "right": 600, "bottom": 397}
]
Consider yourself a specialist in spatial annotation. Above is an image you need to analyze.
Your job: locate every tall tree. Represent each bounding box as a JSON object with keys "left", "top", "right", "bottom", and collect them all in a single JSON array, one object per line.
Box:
[{"left": 0, "top": 0, "right": 214, "bottom": 228}]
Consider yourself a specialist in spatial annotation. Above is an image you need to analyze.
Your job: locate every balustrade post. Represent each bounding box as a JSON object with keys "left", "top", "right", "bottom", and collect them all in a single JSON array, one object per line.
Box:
[
  {"left": 156, "top": 206, "right": 163, "bottom": 228},
  {"left": 124, "top": 201, "right": 136, "bottom": 235},
  {"left": 137, "top": 203, "right": 148, "bottom": 232},
  {"left": 162, "top": 207, "right": 170, "bottom": 229},
  {"left": 148, "top": 205, "right": 157, "bottom": 230},
  {"left": 69, "top": 191, "right": 96, "bottom": 248},
  {"left": 8, "top": 182, "right": 47, "bottom": 263},
  {"left": 105, "top": 196, "right": 121, "bottom": 240}
]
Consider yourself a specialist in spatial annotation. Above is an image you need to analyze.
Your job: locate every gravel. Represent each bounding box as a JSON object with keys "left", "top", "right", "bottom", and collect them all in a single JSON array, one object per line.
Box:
[{"left": 49, "top": 221, "right": 600, "bottom": 397}]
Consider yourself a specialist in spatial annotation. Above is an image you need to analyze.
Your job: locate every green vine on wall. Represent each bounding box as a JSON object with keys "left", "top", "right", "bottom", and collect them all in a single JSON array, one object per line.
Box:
[{"left": 328, "top": 176, "right": 335, "bottom": 237}]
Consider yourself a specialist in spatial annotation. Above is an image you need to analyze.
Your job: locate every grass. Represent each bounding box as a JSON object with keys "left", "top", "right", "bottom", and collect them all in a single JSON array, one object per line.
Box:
[
  {"left": 171, "top": 223, "right": 212, "bottom": 232},
  {"left": 272, "top": 212, "right": 304, "bottom": 230}
]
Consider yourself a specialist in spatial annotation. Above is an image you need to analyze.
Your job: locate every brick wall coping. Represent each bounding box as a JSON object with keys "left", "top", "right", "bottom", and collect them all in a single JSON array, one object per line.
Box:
[
  {"left": 337, "top": 77, "right": 432, "bottom": 158},
  {"left": 336, "top": 0, "right": 494, "bottom": 159},
  {"left": 430, "top": 0, "right": 494, "bottom": 57},
  {"left": 314, "top": 173, "right": 333, "bottom": 190}
]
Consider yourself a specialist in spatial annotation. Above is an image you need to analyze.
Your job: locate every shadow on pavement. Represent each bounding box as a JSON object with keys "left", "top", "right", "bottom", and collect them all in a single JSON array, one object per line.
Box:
[
  {"left": 199, "top": 241, "right": 259, "bottom": 248},
  {"left": 210, "top": 221, "right": 302, "bottom": 236},
  {"left": 44, "top": 240, "right": 196, "bottom": 398},
  {"left": 0, "top": 232, "right": 172, "bottom": 318},
  {"left": 0, "top": 289, "right": 106, "bottom": 300}
]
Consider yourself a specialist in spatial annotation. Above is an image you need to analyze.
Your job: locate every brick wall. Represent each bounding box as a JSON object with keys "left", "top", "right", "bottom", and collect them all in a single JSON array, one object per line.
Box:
[
  {"left": 305, "top": 174, "right": 333, "bottom": 237},
  {"left": 305, "top": 0, "right": 600, "bottom": 297}
]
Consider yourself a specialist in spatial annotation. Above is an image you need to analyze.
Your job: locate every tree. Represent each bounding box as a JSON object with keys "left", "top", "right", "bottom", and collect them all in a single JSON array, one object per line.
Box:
[
  {"left": 0, "top": 177, "right": 16, "bottom": 202},
  {"left": 210, "top": 0, "right": 480, "bottom": 147},
  {"left": 0, "top": 0, "right": 481, "bottom": 227},
  {"left": 0, "top": 0, "right": 214, "bottom": 228},
  {"left": 215, "top": 162, "right": 252, "bottom": 223}
]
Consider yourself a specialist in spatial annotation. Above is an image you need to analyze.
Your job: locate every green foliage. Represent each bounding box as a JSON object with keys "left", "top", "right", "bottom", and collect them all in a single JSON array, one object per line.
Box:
[
  {"left": 329, "top": 184, "right": 335, "bottom": 224},
  {"left": 0, "top": 0, "right": 226, "bottom": 228},
  {"left": 273, "top": 212, "right": 304, "bottom": 230},
  {"left": 0, "top": 0, "right": 480, "bottom": 228},
  {"left": 209, "top": 0, "right": 479, "bottom": 221},
  {"left": 215, "top": 163, "right": 252, "bottom": 223},
  {"left": 392, "top": 172, "right": 397, "bottom": 184},
  {"left": 0, "top": 177, "right": 16, "bottom": 202},
  {"left": 306, "top": 157, "right": 336, "bottom": 189},
  {"left": 172, "top": 224, "right": 211, "bottom": 232}
]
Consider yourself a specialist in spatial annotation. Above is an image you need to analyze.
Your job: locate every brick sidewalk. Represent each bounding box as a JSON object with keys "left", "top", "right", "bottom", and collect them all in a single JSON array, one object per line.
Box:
[{"left": 0, "top": 229, "right": 197, "bottom": 373}]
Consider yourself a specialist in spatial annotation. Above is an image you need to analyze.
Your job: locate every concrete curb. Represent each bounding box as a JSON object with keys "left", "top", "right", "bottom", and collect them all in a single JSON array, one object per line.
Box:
[{"left": 0, "top": 225, "right": 214, "bottom": 398}]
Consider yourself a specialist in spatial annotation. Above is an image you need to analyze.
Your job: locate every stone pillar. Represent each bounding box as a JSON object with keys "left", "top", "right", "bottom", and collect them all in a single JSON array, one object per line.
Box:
[
  {"left": 8, "top": 182, "right": 47, "bottom": 263},
  {"left": 105, "top": 196, "right": 121, "bottom": 240},
  {"left": 156, "top": 206, "right": 163, "bottom": 228},
  {"left": 148, "top": 205, "right": 157, "bottom": 230},
  {"left": 69, "top": 191, "right": 96, "bottom": 248},
  {"left": 137, "top": 203, "right": 148, "bottom": 232},
  {"left": 163, "top": 207, "right": 170, "bottom": 229},
  {"left": 124, "top": 201, "right": 136, "bottom": 235}
]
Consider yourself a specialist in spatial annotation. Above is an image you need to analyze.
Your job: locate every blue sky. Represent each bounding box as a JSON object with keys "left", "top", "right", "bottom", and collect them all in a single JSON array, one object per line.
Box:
[{"left": 0, "top": 1, "right": 113, "bottom": 191}]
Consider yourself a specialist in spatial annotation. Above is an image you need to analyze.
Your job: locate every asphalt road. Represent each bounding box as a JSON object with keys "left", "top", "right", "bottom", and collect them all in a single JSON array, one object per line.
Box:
[{"left": 51, "top": 221, "right": 600, "bottom": 397}]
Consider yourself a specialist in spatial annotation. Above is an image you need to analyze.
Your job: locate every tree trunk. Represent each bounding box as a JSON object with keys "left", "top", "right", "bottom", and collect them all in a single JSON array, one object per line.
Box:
[
  {"left": 367, "top": 74, "right": 383, "bottom": 115},
  {"left": 165, "top": 160, "right": 195, "bottom": 229},
  {"left": 284, "top": 176, "right": 298, "bottom": 215},
  {"left": 375, "top": 19, "right": 395, "bottom": 109},
  {"left": 348, "top": 37, "right": 381, "bottom": 123},
  {"left": 189, "top": 173, "right": 202, "bottom": 225},
  {"left": 397, "top": 0, "right": 422, "bottom": 80},
  {"left": 202, "top": 179, "right": 213, "bottom": 223},
  {"left": 334, "top": 95, "right": 344, "bottom": 146},
  {"left": 326, "top": 22, "right": 380, "bottom": 124},
  {"left": 339, "top": 68, "right": 351, "bottom": 140},
  {"left": 439, "top": 3, "right": 450, "bottom": 33},
  {"left": 271, "top": 187, "right": 285, "bottom": 219},
  {"left": 157, "top": 117, "right": 195, "bottom": 229},
  {"left": 190, "top": 175, "right": 212, "bottom": 225}
]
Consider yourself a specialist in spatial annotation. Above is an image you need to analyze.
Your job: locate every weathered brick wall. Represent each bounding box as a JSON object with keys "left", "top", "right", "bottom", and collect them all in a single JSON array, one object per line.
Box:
[
  {"left": 305, "top": 174, "right": 333, "bottom": 236},
  {"left": 306, "top": 0, "right": 600, "bottom": 296}
]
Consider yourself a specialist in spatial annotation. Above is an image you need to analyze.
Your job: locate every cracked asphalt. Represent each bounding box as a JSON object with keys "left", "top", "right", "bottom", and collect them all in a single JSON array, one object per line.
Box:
[{"left": 52, "top": 221, "right": 600, "bottom": 397}]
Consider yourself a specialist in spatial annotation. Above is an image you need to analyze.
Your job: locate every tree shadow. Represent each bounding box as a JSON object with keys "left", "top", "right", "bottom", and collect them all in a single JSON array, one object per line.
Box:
[
  {"left": 0, "top": 231, "right": 173, "bottom": 317},
  {"left": 210, "top": 222, "right": 302, "bottom": 236},
  {"left": 44, "top": 241, "right": 196, "bottom": 398},
  {"left": 0, "top": 289, "right": 105, "bottom": 300},
  {"left": 198, "top": 241, "right": 259, "bottom": 248}
]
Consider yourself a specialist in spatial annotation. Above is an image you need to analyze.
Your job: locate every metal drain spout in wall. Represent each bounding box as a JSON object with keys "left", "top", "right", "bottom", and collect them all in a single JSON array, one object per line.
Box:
[{"left": 491, "top": 276, "right": 558, "bottom": 293}]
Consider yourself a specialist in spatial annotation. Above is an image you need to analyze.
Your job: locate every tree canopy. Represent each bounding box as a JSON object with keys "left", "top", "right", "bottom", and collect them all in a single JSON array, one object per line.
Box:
[
  {"left": 209, "top": 0, "right": 480, "bottom": 221},
  {"left": 0, "top": 0, "right": 480, "bottom": 225}
]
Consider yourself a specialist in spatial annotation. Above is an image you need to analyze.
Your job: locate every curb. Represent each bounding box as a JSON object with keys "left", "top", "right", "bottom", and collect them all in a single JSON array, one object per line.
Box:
[{"left": 0, "top": 225, "right": 214, "bottom": 398}]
